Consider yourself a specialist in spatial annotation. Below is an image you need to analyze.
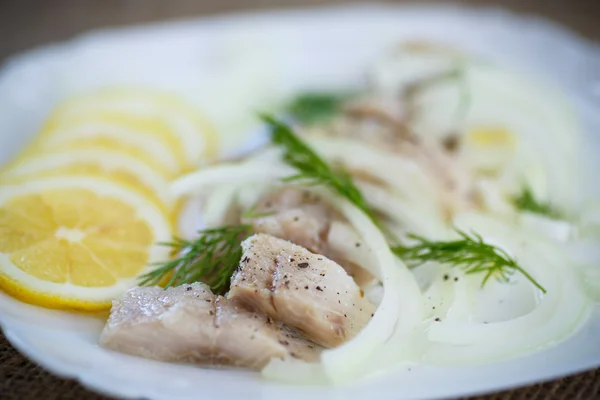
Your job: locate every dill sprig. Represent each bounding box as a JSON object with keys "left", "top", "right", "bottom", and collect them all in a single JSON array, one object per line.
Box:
[
  {"left": 513, "top": 186, "right": 561, "bottom": 219},
  {"left": 241, "top": 204, "right": 274, "bottom": 220},
  {"left": 286, "top": 92, "right": 352, "bottom": 124},
  {"left": 392, "top": 229, "right": 546, "bottom": 293},
  {"left": 261, "top": 114, "right": 386, "bottom": 232},
  {"left": 139, "top": 225, "right": 251, "bottom": 294}
]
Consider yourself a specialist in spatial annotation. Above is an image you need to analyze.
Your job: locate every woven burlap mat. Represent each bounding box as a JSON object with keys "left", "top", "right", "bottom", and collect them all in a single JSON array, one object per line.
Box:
[{"left": 1, "top": 332, "right": 598, "bottom": 400}]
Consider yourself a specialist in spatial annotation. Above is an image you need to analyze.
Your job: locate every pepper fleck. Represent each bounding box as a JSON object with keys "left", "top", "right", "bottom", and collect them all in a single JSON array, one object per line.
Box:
[
  {"left": 434, "top": 317, "right": 441, "bottom": 322},
  {"left": 355, "top": 242, "right": 361, "bottom": 247},
  {"left": 316, "top": 286, "right": 323, "bottom": 291},
  {"left": 443, "top": 274, "right": 449, "bottom": 281},
  {"left": 454, "top": 277, "right": 459, "bottom": 282},
  {"left": 186, "top": 287, "right": 192, "bottom": 292},
  {"left": 442, "top": 134, "right": 459, "bottom": 152},
  {"left": 298, "top": 262, "right": 309, "bottom": 268}
]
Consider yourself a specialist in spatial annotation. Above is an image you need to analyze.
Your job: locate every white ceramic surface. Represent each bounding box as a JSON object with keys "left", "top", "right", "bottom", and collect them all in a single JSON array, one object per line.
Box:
[{"left": 1, "top": 4, "right": 599, "bottom": 399}]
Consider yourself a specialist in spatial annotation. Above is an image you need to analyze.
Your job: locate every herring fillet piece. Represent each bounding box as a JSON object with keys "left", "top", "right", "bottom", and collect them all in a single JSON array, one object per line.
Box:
[
  {"left": 99, "top": 283, "right": 319, "bottom": 369},
  {"left": 228, "top": 234, "right": 376, "bottom": 348},
  {"left": 246, "top": 187, "right": 375, "bottom": 286},
  {"left": 248, "top": 187, "right": 334, "bottom": 255}
]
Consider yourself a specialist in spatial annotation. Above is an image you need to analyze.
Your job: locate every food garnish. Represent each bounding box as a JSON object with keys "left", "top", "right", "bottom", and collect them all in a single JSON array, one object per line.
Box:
[
  {"left": 286, "top": 92, "right": 352, "bottom": 124},
  {"left": 0, "top": 176, "right": 172, "bottom": 311},
  {"left": 0, "top": 88, "right": 217, "bottom": 310},
  {"left": 261, "top": 115, "right": 387, "bottom": 233},
  {"left": 392, "top": 229, "right": 546, "bottom": 293},
  {"left": 139, "top": 225, "right": 251, "bottom": 294},
  {"left": 513, "top": 185, "right": 562, "bottom": 219}
]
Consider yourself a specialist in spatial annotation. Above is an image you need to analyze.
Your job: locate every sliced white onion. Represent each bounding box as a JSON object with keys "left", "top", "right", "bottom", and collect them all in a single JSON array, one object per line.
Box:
[
  {"left": 327, "top": 221, "right": 376, "bottom": 275},
  {"left": 170, "top": 162, "right": 294, "bottom": 198},
  {"left": 564, "top": 236, "right": 600, "bottom": 301},
  {"left": 357, "top": 181, "right": 450, "bottom": 239},
  {"left": 421, "top": 212, "right": 590, "bottom": 364},
  {"left": 519, "top": 213, "right": 574, "bottom": 243},
  {"left": 578, "top": 199, "right": 600, "bottom": 236},
  {"left": 307, "top": 137, "right": 438, "bottom": 207},
  {"left": 202, "top": 185, "right": 240, "bottom": 228}
]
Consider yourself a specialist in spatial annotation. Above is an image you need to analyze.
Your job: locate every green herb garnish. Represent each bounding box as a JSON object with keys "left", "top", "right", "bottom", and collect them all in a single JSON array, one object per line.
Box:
[
  {"left": 139, "top": 225, "right": 251, "bottom": 294},
  {"left": 392, "top": 229, "right": 546, "bottom": 293},
  {"left": 261, "top": 114, "right": 385, "bottom": 232},
  {"left": 513, "top": 186, "right": 561, "bottom": 219},
  {"left": 286, "top": 92, "right": 351, "bottom": 124},
  {"left": 241, "top": 204, "right": 274, "bottom": 220}
]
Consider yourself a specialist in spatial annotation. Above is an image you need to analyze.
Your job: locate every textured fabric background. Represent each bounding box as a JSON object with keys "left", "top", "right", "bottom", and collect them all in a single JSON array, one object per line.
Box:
[{"left": 0, "top": 1, "right": 598, "bottom": 399}]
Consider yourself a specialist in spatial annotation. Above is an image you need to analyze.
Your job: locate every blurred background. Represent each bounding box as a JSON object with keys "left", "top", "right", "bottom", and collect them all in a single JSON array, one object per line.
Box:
[{"left": 0, "top": 0, "right": 599, "bottom": 62}]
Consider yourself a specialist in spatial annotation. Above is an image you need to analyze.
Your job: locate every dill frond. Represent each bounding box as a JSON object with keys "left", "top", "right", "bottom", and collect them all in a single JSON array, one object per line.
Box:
[
  {"left": 392, "top": 229, "right": 546, "bottom": 293},
  {"left": 139, "top": 225, "right": 251, "bottom": 294},
  {"left": 513, "top": 186, "right": 561, "bottom": 219}
]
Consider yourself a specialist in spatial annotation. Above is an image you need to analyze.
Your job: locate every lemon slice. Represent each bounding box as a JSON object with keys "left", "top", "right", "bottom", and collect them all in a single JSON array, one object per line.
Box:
[
  {"left": 43, "top": 137, "right": 178, "bottom": 179},
  {"left": 0, "top": 149, "right": 172, "bottom": 208},
  {"left": 37, "top": 112, "right": 185, "bottom": 175},
  {"left": 52, "top": 88, "right": 219, "bottom": 168},
  {"left": 0, "top": 176, "right": 172, "bottom": 311}
]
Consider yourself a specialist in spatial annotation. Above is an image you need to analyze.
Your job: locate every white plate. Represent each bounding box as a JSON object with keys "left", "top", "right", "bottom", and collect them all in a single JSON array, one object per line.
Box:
[{"left": 1, "top": 4, "right": 599, "bottom": 400}]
